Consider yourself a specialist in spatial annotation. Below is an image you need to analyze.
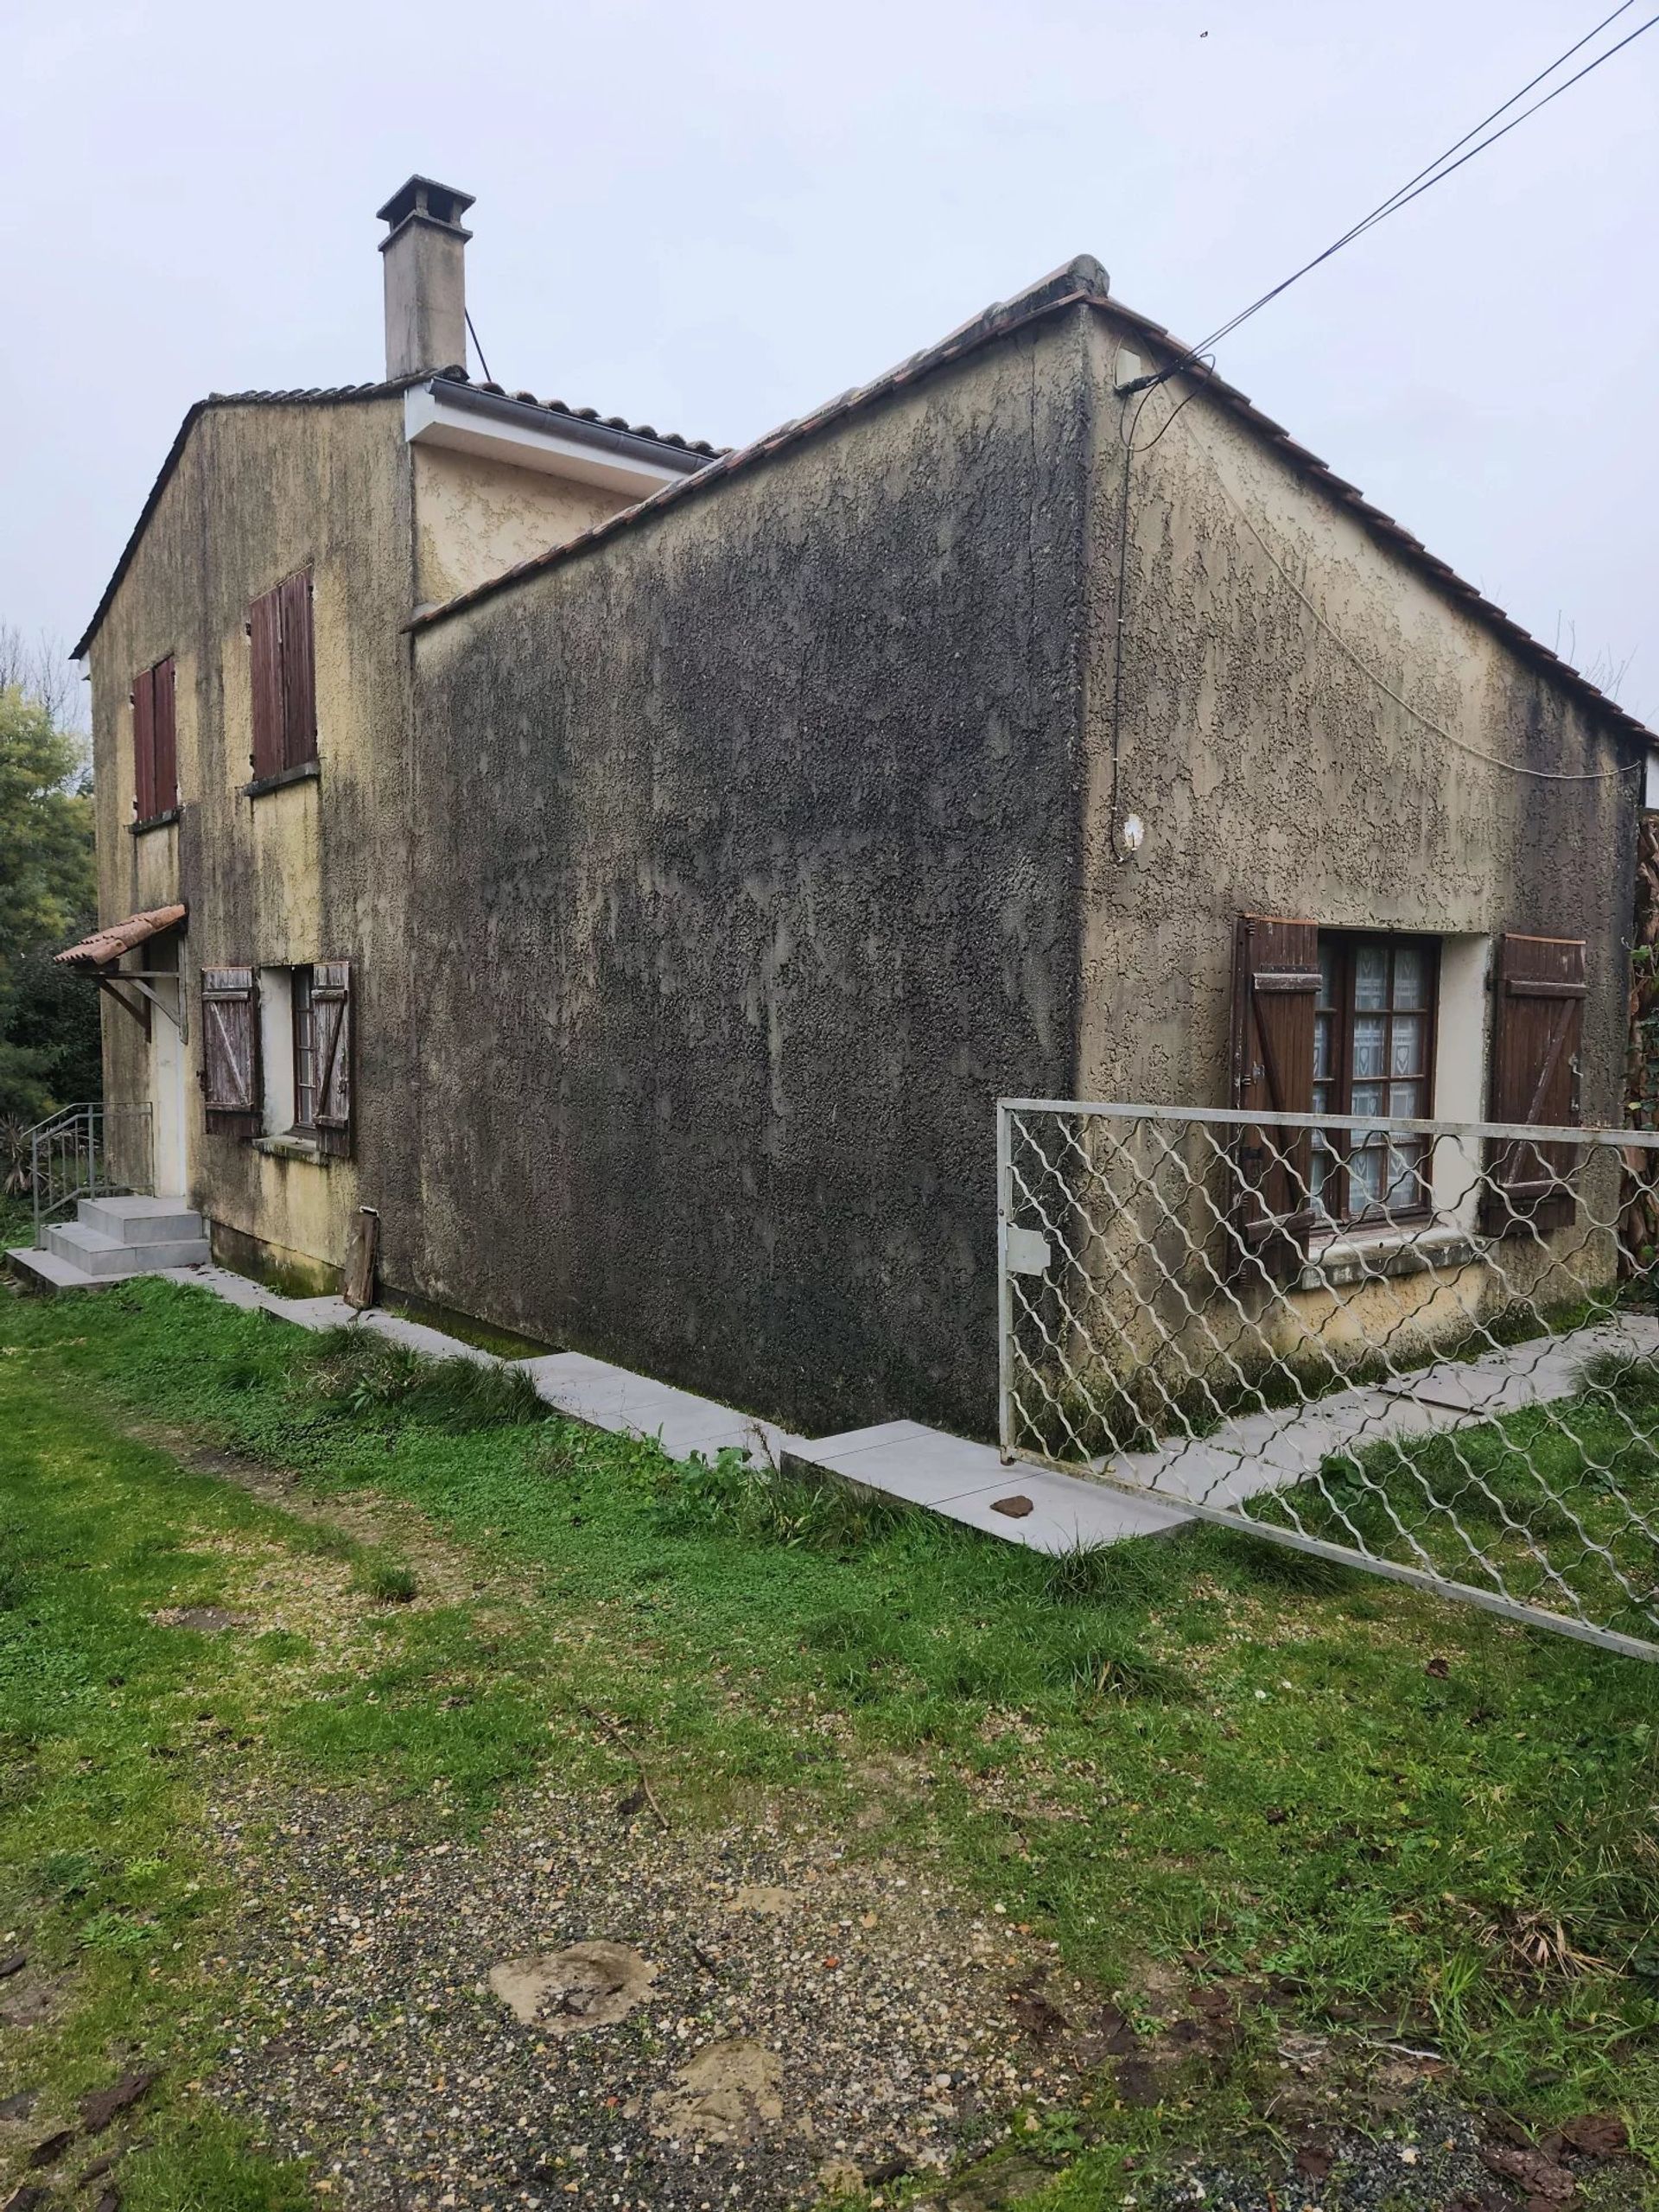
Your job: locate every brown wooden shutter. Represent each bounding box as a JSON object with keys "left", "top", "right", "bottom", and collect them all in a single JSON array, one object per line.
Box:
[
  {"left": 1482, "top": 933, "right": 1586, "bottom": 1238},
  {"left": 152, "top": 656, "right": 176, "bottom": 813},
  {"left": 1229, "top": 913, "right": 1320, "bottom": 1281},
  {"left": 311, "top": 959, "right": 352, "bottom": 1157},
  {"left": 131, "top": 665, "right": 156, "bottom": 823},
  {"left": 200, "top": 966, "right": 260, "bottom": 1134},
  {"left": 249, "top": 588, "right": 284, "bottom": 779},
  {"left": 278, "top": 570, "right": 316, "bottom": 770}
]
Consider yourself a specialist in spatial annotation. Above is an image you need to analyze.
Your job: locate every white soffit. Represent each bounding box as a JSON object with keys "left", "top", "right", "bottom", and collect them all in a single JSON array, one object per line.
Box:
[{"left": 404, "top": 385, "right": 689, "bottom": 499}]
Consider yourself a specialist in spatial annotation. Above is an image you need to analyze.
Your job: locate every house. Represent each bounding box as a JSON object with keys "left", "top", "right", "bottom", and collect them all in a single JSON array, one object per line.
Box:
[{"left": 54, "top": 178, "right": 1656, "bottom": 1443}]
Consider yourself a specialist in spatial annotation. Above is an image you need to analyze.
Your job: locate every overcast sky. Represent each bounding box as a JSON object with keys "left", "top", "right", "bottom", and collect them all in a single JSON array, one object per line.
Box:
[{"left": 5, "top": 0, "right": 1656, "bottom": 727}]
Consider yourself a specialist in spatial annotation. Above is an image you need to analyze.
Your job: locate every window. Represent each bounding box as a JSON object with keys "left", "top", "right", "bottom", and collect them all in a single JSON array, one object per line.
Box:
[
  {"left": 291, "top": 967, "right": 317, "bottom": 1131},
  {"left": 248, "top": 569, "right": 316, "bottom": 783},
  {"left": 251, "top": 961, "right": 353, "bottom": 1158},
  {"left": 1311, "top": 934, "right": 1438, "bottom": 1226},
  {"left": 130, "top": 655, "right": 177, "bottom": 823}
]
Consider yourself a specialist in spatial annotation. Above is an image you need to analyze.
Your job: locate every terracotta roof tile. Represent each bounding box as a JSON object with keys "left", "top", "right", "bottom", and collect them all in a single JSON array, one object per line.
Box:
[{"left": 55, "top": 903, "right": 187, "bottom": 969}]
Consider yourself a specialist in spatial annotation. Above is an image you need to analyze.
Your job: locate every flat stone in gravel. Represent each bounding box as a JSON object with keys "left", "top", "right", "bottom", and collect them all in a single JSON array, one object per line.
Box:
[{"left": 488, "top": 1942, "right": 658, "bottom": 2031}]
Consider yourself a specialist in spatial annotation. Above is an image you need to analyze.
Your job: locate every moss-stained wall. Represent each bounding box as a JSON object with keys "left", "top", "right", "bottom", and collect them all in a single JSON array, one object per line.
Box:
[
  {"left": 408, "top": 313, "right": 1094, "bottom": 1435},
  {"left": 1075, "top": 311, "right": 1639, "bottom": 1122},
  {"left": 86, "top": 391, "right": 416, "bottom": 1265}
]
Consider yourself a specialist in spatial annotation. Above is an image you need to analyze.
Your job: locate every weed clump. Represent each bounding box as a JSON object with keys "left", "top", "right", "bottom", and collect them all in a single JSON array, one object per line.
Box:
[
  {"left": 1579, "top": 1348, "right": 1659, "bottom": 1416},
  {"left": 1040, "top": 1541, "right": 1122, "bottom": 1606},
  {"left": 306, "top": 1330, "right": 547, "bottom": 1433},
  {"left": 357, "top": 1558, "right": 418, "bottom": 1605},
  {"left": 654, "top": 1446, "right": 907, "bottom": 1554}
]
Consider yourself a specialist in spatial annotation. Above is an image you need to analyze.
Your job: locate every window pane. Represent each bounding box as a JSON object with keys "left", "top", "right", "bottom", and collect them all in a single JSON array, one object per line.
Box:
[
  {"left": 1394, "top": 945, "right": 1425, "bottom": 1009},
  {"left": 1350, "top": 1143, "right": 1385, "bottom": 1209},
  {"left": 1391, "top": 1013, "right": 1425, "bottom": 1076},
  {"left": 1354, "top": 944, "right": 1389, "bottom": 1011},
  {"left": 1313, "top": 1013, "right": 1332, "bottom": 1080},
  {"left": 1318, "top": 942, "right": 1340, "bottom": 1011},
  {"left": 1311, "top": 1132, "right": 1335, "bottom": 1215},
  {"left": 1387, "top": 1142, "right": 1427, "bottom": 1210},
  {"left": 1352, "top": 1015, "right": 1386, "bottom": 1079},
  {"left": 293, "top": 968, "right": 317, "bottom": 1130},
  {"left": 1352, "top": 1081, "right": 1384, "bottom": 1116},
  {"left": 1389, "top": 1081, "right": 1422, "bottom": 1118}
]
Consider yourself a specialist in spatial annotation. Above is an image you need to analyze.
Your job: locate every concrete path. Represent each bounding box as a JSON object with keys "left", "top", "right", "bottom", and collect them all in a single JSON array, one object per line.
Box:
[
  {"left": 514, "top": 1351, "right": 798, "bottom": 1464},
  {"left": 15, "top": 1250, "right": 1654, "bottom": 1560},
  {"left": 1100, "top": 1313, "right": 1659, "bottom": 1515}
]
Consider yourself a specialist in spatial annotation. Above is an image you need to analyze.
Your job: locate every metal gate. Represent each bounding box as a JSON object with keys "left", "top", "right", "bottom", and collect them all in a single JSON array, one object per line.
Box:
[{"left": 997, "top": 1101, "right": 1659, "bottom": 1661}]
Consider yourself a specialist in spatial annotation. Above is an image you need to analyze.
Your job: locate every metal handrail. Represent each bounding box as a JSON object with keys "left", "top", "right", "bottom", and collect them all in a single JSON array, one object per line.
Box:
[{"left": 27, "top": 1102, "right": 152, "bottom": 1246}]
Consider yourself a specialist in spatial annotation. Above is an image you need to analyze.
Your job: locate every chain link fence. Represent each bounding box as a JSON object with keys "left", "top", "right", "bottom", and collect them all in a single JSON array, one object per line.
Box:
[{"left": 997, "top": 1102, "right": 1659, "bottom": 1660}]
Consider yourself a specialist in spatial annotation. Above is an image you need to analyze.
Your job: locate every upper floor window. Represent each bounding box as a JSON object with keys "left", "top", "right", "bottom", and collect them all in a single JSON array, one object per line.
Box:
[
  {"left": 130, "top": 654, "right": 176, "bottom": 824},
  {"left": 249, "top": 569, "right": 316, "bottom": 783}
]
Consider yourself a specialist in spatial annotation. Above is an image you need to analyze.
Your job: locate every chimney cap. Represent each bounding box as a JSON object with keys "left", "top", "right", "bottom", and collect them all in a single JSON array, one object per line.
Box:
[{"left": 377, "top": 175, "right": 474, "bottom": 244}]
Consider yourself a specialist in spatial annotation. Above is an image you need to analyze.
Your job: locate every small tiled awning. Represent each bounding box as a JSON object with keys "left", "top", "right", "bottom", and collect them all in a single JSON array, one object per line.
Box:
[{"left": 54, "top": 903, "right": 187, "bottom": 970}]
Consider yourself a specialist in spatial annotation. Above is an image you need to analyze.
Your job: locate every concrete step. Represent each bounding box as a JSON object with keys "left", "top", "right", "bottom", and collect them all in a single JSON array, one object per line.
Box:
[
  {"left": 8, "top": 1243, "right": 122, "bottom": 1294},
  {"left": 45, "top": 1220, "right": 212, "bottom": 1276},
  {"left": 80, "top": 1195, "right": 206, "bottom": 1245}
]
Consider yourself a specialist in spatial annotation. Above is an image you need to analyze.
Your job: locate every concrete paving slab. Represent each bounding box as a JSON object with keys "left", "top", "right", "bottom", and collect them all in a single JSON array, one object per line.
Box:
[
  {"left": 786, "top": 1421, "right": 1017, "bottom": 1505},
  {"left": 516, "top": 1351, "right": 793, "bottom": 1462},
  {"left": 784, "top": 1423, "right": 1191, "bottom": 1548},
  {"left": 934, "top": 1469, "right": 1190, "bottom": 1551},
  {"left": 276, "top": 1295, "right": 360, "bottom": 1330},
  {"left": 784, "top": 1421, "right": 1192, "bottom": 1544},
  {"left": 9, "top": 1244, "right": 122, "bottom": 1294},
  {"left": 796, "top": 1419, "right": 933, "bottom": 1459},
  {"left": 160, "top": 1263, "right": 264, "bottom": 1307},
  {"left": 359, "top": 1309, "right": 497, "bottom": 1365}
]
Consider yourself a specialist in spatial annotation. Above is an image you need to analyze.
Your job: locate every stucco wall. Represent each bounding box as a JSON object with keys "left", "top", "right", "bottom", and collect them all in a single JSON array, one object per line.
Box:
[
  {"left": 87, "top": 392, "right": 416, "bottom": 1265},
  {"left": 407, "top": 313, "right": 1093, "bottom": 1435},
  {"left": 1071, "top": 312, "right": 1639, "bottom": 1372},
  {"left": 1076, "top": 312, "right": 1639, "bottom": 1120},
  {"left": 412, "top": 446, "right": 627, "bottom": 607}
]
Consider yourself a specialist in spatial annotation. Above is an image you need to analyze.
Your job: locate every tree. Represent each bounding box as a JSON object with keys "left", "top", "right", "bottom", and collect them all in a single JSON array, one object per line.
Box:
[{"left": 0, "top": 676, "right": 98, "bottom": 1122}]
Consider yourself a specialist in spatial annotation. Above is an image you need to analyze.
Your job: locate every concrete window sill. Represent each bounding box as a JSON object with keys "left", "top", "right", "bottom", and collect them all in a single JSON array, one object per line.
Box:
[
  {"left": 1298, "top": 1224, "right": 1480, "bottom": 1292},
  {"left": 242, "top": 760, "right": 320, "bottom": 800},
  {"left": 254, "top": 1133, "right": 329, "bottom": 1164},
  {"left": 129, "top": 807, "right": 181, "bottom": 836}
]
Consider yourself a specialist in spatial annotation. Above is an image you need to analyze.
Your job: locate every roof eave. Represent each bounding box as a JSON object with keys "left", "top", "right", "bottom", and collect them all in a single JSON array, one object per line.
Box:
[{"left": 409, "top": 272, "right": 1657, "bottom": 751}]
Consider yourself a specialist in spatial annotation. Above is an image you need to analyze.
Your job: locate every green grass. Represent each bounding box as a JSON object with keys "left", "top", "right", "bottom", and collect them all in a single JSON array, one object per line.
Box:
[
  {"left": 1258, "top": 1348, "right": 1659, "bottom": 1645},
  {"left": 2, "top": 1276, "right": 1658, "bottom": 2202}
]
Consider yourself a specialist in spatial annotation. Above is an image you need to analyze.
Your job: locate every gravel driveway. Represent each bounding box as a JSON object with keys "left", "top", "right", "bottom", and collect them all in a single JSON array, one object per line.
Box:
[{"left": 211, "top": 1780, "right": 1098, "bottom": 2209}]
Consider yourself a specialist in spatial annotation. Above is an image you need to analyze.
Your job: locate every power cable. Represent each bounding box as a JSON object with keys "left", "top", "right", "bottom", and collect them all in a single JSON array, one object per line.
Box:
[
  {"left": 1170, "top": 402, "right": 1643, "bottom": 785},
  {"left": 1102, "top": 3, "right": 1655, "bottom": 851},
  {"left": 1125, "top": 3, "right": 1658, "bottom": 396},
  {"left": 465, "top": 308, "right": 494, "bottom": 385}
]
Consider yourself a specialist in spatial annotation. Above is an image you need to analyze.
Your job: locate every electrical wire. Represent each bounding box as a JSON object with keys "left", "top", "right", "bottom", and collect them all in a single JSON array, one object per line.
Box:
[
  {"left": 1168, "top": 398, "right": 1643, "bottom": 785},
  {"left": 465, "top": 308, "right": 494, "bottom": 385},
  {"left": 1129, "top": 3, "right": 1657, "bottom": 394},
  {"left": 1102, "top": 5, "right": 1656, "bottom": 847}
]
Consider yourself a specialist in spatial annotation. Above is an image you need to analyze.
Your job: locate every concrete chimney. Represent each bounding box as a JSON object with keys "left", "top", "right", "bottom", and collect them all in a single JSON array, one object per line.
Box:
[{"left": 377, "top": 175, "right": 474, "bottom": 380}]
